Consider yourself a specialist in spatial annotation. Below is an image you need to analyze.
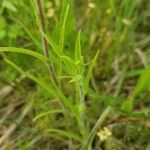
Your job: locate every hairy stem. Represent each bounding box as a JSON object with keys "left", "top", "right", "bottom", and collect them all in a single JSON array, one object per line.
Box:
[{"left": 35, "top": 0, "right": 57, "bottom": 84}]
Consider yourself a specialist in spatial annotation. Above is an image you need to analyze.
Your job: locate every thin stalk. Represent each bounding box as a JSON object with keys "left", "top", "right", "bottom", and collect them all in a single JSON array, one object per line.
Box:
[
  {"left": 81, "top": 66, "right": 127, "bottom": 150},
  {"left": 81, "top": 106, "right": 111, "bottom": 150},
  {"left": 75, "top": 82, "right": 86, "bottom": 139},
  {"left": 35, "top": 0, "right": 57, "bottom": 84},
  {"left": 79, "top": 82, "right": 87, "bottom": 138}
]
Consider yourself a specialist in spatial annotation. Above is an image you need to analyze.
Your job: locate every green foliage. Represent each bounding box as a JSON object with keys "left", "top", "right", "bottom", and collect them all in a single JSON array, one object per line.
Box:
[
  {"left": 121, "top": 66, "right": 150, "bottom": 112},
  {"left": 0, "top": 47, "right": 49, "bottom": 63},
  {"left": 0, "top": 0, "right": 150, "bottom": 149},
  {"left": 83, "top": 50, "right": 100, "bottom": 95},
  {"left": 132, "top": 66, "right": 150, "bottom": 98},
  {"left": 46, "top": 128, "right": 82, "bottom": 142},
  {"left": 33, "top": 109, "right": 64, "bottom": 122},
  {"left": 121, "top": 99, "right": 134, "bottom": 112}
]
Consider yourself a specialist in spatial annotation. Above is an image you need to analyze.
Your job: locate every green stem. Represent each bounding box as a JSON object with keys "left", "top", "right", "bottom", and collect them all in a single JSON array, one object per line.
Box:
[
  {"left": 81, "top": 106, "right": 111, "bottom": 150},
  {"left": 35, "top": 0, "right": 57, "bottom": 84},
  {"left": 76, "top": 82, "right": 86, "bottom": 139}
]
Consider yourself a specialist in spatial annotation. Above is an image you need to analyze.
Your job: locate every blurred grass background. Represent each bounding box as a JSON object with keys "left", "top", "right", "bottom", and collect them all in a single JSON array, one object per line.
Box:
[{"left": 0, "top": 0, "right": 150, "bottom": 149}]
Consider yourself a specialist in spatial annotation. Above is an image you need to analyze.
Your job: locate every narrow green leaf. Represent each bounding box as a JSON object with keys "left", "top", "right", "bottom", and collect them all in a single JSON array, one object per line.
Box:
[
  {"left": 0, "top": 47, "right": 49, "bottom": 63},
  {"left": 132, "top": 66, "right": 150, "bottom": 97},
  {"left": 69, "top": 74, "right": 83, "bottom": 83},
  {"left": 83, "top": 50, "right": 100, "bottom": 94},
  {"left": 75, "top": 56, "right": 85, "bottom": 74},
  {"left": 74, "top": 30, "right": 85, "bottom": 74},
  {"left": 4, "top": 59, "right": 78, "bottom": 119},
  {"left": 18, "top": 21, "right": 40, "bottom": 48},
  {"left": 75, "top": 30, "right": 81, "bottom": 62},
  {"left": 42, "top": 32, "right": 62, "bottom": 55},
  {"left": 4, "top": 58, "right": 54, "bottom": 92},
  {"left": 61, "top": 55, "right": 76, "bottom": 75},
  {"left": 46, "top": 129, "right": 82, "bottom": 142},
  {"left": 33, "top": 109, "right": 64, "bottom": 122},
  {"left": 59, "top": 4, "right": 69, "bottom": 51}
]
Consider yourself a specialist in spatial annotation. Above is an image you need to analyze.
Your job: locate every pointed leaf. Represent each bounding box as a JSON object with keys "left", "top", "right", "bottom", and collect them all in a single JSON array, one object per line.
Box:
[
  {"left": 83, "top": 50, "right": 100, "bottom": 94},
  {"left": 59, "top": 5, "right": 69, "bottom": 51},
  {"left": 75, "top": 30, "right": 81, "bottom": 62}
]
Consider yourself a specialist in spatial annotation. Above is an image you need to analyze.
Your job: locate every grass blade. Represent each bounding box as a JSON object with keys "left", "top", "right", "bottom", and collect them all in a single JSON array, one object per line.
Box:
[
  {"left": 132, "top": 66, "right": 150, "bottom": 97},
  {"left": 4, "top": 58, "right": 78, "bottom": 118},
  {"left": 75, "top": 30, "right": 81, "bottom": 62},
  {"left": 83, "top": 50, "right": 100, "bottom": 94},
  {"left": 18, "top": 20, "right": 40, "bottom": 48},
  {"left": 33, "top": 109, "right": 64, "bottom": 122},
  {"left": 42, "top": 32, "right": 62, "bottom": 55},
  {"left": 0, "top": 47, "right": 49, "bottom": 63},
  {"left": 46, "top": 129, "right": 82, "bottom": 142},
  {"left": 59, "top": 4, "right": 69, "bottom": 51}
]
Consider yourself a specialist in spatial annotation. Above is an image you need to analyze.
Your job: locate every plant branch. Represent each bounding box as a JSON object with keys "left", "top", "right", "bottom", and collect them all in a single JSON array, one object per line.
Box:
[{"left": 35, "top": 0, "right": 57, "bottom": 84}]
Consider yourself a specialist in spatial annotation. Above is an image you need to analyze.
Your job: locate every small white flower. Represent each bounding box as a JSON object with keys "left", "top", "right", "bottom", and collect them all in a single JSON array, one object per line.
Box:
[
  {"left": 97, "top": 127, "right": 112, "bottom": 141},
  {"left": 88, "top": 2, "right": 95, "bottom": 9}
]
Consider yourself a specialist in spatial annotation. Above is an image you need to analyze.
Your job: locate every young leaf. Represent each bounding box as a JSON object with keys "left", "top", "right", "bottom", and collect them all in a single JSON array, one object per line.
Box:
[
  {"left": 74, "top": 30, "right": 84, "bottom": 74},
  {"left": 59, "top": 4, "right": 69, "bottom": 51},
  {"left": 75, "top": 56, "right": 85, "bottom": 74},
  {"left": 83, "top": 50, "right": 100, "bottom": 95},
  {"left": 75, "top": 30, "right": 81, "bottom": 62},
  {"left": 61, "top": 55, "right": 76, "bottom": 75},
  {"left": 69, "top": 74, "right": 83, "bottom": 83}
]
